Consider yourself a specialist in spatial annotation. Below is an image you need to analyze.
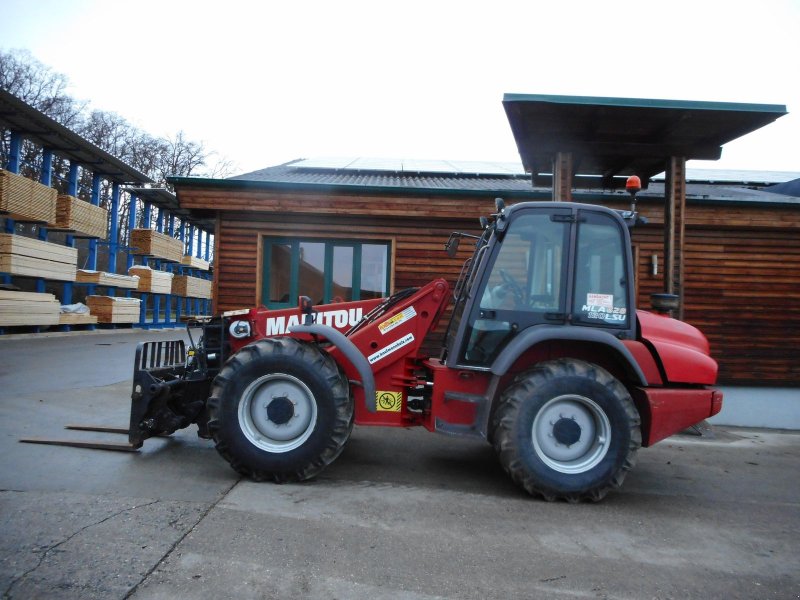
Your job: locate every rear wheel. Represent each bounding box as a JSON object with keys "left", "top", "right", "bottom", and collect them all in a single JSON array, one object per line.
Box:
[
  {"left": 492, "top": 358, "right": 641, "bottom": 502},
  {"left": 208, "top": 337, "right": 352, "bottom": 482}
]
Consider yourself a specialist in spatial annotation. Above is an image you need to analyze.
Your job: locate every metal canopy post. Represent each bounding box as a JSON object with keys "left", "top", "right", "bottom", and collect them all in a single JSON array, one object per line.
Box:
[
  {"left": 1, "top": 133, "right": 21, "bottom": 286},
  {"left": 165, "top": 213, "right": 176, "bottom": 327},
  {"left": 108, "top": 182, "right": 120, "bottom": 276},
  {"left": 126, "top": 193, "right": 137, "bottom": 272},
  {"left": 3, "top": 132, "right": 22, "bottom": 235},
  {"left": 143, "top": 201, "right": 152, "bottom": 232},
  {"left": 139, "top": 202, "right": 152, "bottom": 327},
  {"left": 34, "top": 149, "right": 54, "bottom": 296},
  {"left": 61, "top": 162, "right": 80, "bottom": 307},
  {"left": 7, "top": 131, "right": 22, "bottom": 174},
  {"left": 664, "top": 156, "right": 686, "bottom": 320},
  {"left": 87, "top": 173, "right": 101, "bottom": 272}
]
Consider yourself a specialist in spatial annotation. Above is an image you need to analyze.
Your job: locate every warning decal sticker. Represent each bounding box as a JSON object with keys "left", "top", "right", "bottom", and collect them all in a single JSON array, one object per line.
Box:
[
  {"left": 376, "top": 390, "right": 402, "bottom": 412},
  {"left": 367, "top": 333, "right": 415, "bottom": 364},
  {"left": 586, "top": 293, "right": 613, "bottom": 310},
  {"left": 378, "top": 306, "right": 417, "bottom": 335}
]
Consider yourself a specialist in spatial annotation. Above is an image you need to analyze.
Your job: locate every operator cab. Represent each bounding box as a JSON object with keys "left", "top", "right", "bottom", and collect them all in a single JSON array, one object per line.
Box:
[{"left": 444, "top": 202, "right": 636, "bottom": 368}]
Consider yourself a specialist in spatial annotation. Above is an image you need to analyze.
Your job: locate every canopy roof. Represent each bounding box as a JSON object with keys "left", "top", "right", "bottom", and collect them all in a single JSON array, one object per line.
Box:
[
  {"left": 503, "top": 94, "right": 788, "bottom": 187},
  {"left": 0, "top": 88, "right": 152, "bottom": 185}
]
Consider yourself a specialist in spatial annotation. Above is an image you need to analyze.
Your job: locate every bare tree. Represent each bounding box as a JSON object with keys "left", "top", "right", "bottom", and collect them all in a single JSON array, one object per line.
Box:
[
  {"left": 2, "top": 49, "right": 232, "bottom": 254},
  {"left": 0, "top": 49, "right": 85, "bottom": 127}
]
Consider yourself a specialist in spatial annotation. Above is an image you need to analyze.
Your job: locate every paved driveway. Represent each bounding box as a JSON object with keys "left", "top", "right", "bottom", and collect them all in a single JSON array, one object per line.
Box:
[{"left": 0, "top": 329, "right": 798, "bottom": 599}]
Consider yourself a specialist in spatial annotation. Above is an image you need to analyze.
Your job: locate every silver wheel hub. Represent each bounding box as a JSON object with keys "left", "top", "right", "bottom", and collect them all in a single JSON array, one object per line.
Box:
[
  {"left": 238, "top": 373, "right": 317, "bottom": 453},
  {"left": 532, "top": 394, "right": 611, "bottom": 474}
]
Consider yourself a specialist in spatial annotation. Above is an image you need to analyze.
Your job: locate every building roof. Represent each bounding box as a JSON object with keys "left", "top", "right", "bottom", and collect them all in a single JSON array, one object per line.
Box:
[
  {"left": 502, "top": 94, "right": 788, "bottom": 187},
  {"left": 765, "top": 178, "right": 800, "bottom": 197},
  {"left": 223, "top": 159, "right": 536, "bottom": 195},
  {"left": 656, "top": 168, "right": 800, "bottom": 185},
  {"left": 169, "top": 159, "right": 800, "bottom": 208},
  {"left": 0, "top": 88, "right": 153, "bottom": 185}
]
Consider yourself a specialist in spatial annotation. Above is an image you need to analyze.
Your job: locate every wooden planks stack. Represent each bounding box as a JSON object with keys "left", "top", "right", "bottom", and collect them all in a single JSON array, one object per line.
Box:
[
  {"left": 181, "top": 255, "right": 210, "bottom": 270},
  {"left": 130, "top": 229, "right": 183, "bottom": 262},
  {"left": 55, "top": 195, "right": 108, "bottom": 239},
  {"left": 86, "top": 296, "right": 140, "bottom": 324},
  {"left": 0, "top": 233, "right": 77, "bottom": 281},
  {"left": 0, "top": 169, "right": 57, "bottom": 224},
  {"left": 76, "top": 269, "right": 140, "bottom": 289},
  {"left": 128, "top": 266, "right": 174, "bottom": 294},
  {"left": 172, "top": 275, "right": 212, "bottom": 298},
  {"left": 0, "top": 290, "right": 61, "bottom": 326},
  {"left": 58, "top": 312, "right": 98, "bottom": 326}
]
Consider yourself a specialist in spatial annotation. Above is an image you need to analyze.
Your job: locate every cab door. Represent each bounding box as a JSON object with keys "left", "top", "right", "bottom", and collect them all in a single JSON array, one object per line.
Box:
[
  {"left": 457, "top": 207, "right": 572, "bottom": 366},
  {"left": 570, "top": 209, "right": 634, "bottom": 334}
]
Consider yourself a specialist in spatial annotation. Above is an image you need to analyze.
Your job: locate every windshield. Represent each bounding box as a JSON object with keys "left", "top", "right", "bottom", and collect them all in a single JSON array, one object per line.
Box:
[
  {"left": 442, "top": 228, "right": 492, "bottom": 359},
  {"left": 461, "top": 211, "right": 570, "bottom": 365}
]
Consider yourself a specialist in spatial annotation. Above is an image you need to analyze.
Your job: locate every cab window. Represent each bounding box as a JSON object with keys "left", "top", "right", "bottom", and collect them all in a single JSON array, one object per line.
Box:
[
  {"left": 572, "top": 211, "right": 628, "bottom": 327},
  {"left": 462, "top": 211, "right": 569, "bottom": 364}
]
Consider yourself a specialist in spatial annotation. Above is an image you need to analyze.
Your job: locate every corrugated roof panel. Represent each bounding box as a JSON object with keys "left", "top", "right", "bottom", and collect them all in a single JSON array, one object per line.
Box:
[
  {"left": 286, "top": 157, "right": 526, "bottom": 176},
  {"left": 654, "top": 168, "right": 800, "bottom": 185}
]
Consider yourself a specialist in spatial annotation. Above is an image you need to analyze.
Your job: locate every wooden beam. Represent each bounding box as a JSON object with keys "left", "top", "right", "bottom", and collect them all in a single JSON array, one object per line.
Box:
[
  {"left": 552, "top": 152, "right": 573, "bottom": 201},
  {"left": 664, "top": 156, "right": 686, "bottom": 319}
]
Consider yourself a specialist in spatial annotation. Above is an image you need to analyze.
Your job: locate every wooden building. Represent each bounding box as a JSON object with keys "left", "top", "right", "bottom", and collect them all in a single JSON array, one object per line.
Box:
[{"left": 171, "top": 158, "right": 800, "bottom": 387}]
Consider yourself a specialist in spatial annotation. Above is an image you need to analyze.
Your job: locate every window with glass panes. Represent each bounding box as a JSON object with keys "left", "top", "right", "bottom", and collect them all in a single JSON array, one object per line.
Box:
[{"left": 262, "top": 238, "right": 391, "bottom": 308}]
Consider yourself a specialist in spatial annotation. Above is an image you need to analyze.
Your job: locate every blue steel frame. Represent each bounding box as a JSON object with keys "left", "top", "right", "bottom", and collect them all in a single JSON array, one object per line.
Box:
[{"left": 1, "top": 125, "right": 215, "bottom": 334}]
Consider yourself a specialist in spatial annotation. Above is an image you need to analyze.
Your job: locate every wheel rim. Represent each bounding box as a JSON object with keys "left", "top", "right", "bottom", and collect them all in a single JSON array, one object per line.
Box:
[
  {"left": 238, "top": 373, "right": 318, "bottom": 453},
  {"left": 531, "top": 394, "right": 611, "bottom": 474}
]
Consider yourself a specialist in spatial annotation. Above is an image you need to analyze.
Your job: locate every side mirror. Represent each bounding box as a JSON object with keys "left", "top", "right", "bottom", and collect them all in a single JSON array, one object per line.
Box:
[
  {"left": 445, "top": 234, "right": 460, "bottom": 258},
  {"left": 651, "top": 293, "right": 680, "bottom": 314},
  {"left": 299, "top": 295, "right": 315, "bottom": 324}
]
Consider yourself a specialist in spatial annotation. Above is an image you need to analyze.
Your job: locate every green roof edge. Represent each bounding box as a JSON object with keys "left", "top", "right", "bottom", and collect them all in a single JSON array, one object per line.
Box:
[{"left": 502, "top": 93, "right": 788, "bottom": 115}]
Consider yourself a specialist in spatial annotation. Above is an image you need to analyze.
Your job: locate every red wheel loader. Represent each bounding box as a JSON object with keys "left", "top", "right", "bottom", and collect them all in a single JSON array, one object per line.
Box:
[{"left": 30, "top": 195, "right": 723, "bottom": 501}]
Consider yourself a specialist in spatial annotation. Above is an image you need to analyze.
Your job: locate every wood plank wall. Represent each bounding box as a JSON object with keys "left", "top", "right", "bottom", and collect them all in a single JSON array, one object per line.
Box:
[{"left": 179, "top": 186, "right": 800, "bottom": 386}]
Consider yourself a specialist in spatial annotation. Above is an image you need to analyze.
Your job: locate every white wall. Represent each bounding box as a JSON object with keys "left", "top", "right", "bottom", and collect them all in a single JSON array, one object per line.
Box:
[{"left": 709, "top": 387, "right": 800, "bottom": 429}]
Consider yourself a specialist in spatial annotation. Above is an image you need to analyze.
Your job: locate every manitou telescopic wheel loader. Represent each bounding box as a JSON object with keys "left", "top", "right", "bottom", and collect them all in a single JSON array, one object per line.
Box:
[{"left": 29, "top": 191, "right": 723, "bottom": 502}]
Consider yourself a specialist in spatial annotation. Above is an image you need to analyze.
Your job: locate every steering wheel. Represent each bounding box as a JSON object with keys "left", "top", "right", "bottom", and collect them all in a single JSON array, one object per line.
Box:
[{"left": 499, "top": 269, "right": 525, "bottom": 304}]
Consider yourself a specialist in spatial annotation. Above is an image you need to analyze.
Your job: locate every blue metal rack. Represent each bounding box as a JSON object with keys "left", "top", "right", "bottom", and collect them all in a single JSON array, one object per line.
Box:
[{"left": 0, "top": 93, "right": 215, "bottom": 334}]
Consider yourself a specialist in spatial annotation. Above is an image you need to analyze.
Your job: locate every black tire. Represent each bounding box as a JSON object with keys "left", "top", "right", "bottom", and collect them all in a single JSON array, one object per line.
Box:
[
  {"left": 207, "top": 337, "right": 352, "bottom": 482},
  {"left": 492, "top": 358, "right": 641, "bottom": 502}
]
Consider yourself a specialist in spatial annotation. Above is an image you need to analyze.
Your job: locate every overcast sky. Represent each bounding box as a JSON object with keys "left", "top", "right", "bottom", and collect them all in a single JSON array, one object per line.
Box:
[{"left": 1, "top": 0, "right": 798, "bottom": 177}]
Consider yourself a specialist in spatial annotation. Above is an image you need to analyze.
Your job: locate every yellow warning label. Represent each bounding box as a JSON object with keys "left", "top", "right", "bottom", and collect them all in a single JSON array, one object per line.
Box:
[
  {"left": 376, "top": 390, "right": 402, "bottom": 412},
  {"left": 378, "top": 306, "right": 416, "bottom": 335}
]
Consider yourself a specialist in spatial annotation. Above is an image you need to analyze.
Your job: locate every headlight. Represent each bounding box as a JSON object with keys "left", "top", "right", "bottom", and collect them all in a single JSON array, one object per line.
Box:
[{"left": 229, "top": 320, "right": 252, "bottom": 339}]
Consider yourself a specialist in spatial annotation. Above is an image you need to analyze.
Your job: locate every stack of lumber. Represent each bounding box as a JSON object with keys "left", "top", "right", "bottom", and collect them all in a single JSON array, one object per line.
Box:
[
  {"left": 172, "top": 275, "right": 212, "bottom": 298},
  {"left": 0, "top": 290, "right": 61, "bottom": 326},
  {"left": 128, "top": 266, "right": 174, "bottom": 294},
  {"left": 0, "top": 169, "right": 57, "bottom": 224},
  {"left": 76, "top": 269, "right": 140, "bottom": 289},
  {"left": 130, "top": 229, "right": 183, "bottom": 262},
  {"left": 58, "top": 312, "right": 98, "bottom": 325},
  {"left": 181, "top": 255, "right": 210, "bottom": 270},
  {"left": 0, "top": 233, "right": 77, "bottom": 281},
  {"left": 55, "top": 195, "right": 108, "bottom": 239},
  {"left": 86, "top": 296, "right": 140, "bottom": 324}
]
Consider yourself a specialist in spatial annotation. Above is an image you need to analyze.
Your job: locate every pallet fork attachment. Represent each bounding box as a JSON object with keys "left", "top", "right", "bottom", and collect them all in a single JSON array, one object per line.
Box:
[{"left": 20, "top": 340, "right": 194, "bottom": 452}]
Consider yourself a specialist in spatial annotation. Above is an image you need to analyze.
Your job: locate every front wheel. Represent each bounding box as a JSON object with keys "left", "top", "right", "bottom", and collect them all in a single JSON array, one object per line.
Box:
[
  {"left": 207, "top": 337, "right": 353, "bottom": 482},
  {"left": 492, "top": 359, "right": 641, "bottom": 502}
]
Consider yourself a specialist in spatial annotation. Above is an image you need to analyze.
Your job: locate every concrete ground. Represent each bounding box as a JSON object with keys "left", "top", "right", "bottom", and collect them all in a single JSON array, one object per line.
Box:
[{"left": 0, "top": 329, "right": 798, "bottom": 600}]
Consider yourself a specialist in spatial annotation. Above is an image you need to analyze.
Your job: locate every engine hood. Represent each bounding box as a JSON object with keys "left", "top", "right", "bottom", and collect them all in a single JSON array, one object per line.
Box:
[{"left": 637, "top": 310, "right": 718, "bottom": 385}]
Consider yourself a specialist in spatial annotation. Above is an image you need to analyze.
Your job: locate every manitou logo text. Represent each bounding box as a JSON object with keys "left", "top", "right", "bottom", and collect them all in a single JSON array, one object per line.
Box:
[{"left": 266, "top": 308, "right": 364, "bottom": 336}]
